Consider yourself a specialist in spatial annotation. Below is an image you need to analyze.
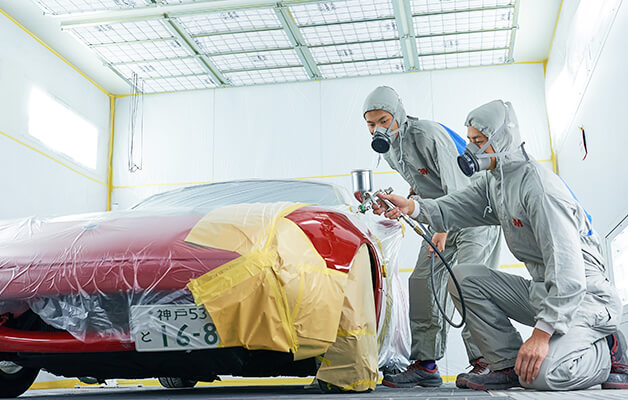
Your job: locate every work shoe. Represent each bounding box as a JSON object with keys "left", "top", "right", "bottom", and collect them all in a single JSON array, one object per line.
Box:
[
  {"left": 456, "top": 357, "right": 489, "bottom": 389},
  {"left": 381, "top": 361, "right": 443, "bottom": 388},
  {"left": 466, "top": 367, "right": 521, "bottom": 390},
  {"left": 603, "top": 331, "right": 628, "bottom": 389}
]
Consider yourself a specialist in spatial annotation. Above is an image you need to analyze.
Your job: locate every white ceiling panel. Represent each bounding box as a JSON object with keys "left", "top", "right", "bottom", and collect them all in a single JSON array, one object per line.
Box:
[
  {"left": 194, "top": 29, "right": 291, "bottom": 54},
  {"left": 413, "top": 8, "right": 514, "bottom": 36},
  {"left": 290, "top": 0, "right": 394, "bottom": 26},
  {"left": 175, "top": 8, "right": 281, "bottom": 36},
  {"left": 311, "top": 40, "right": 402, "bottom": 64},
  {"left": 416, "top": 30, "right": 511, "bottom": 54},
  {"left": 410, "top": 0, "right": 514, "bottom": 15},
  {"left": 318, "top": 58, "right": 405, "bottom": 79},
  {"left": 67, "top": 20, "right": 172, "bottom": 45},
  {"left": 301, "top": 20, "right": 398, "bottom": 46},
  {"left": 115, "top": 57, "right": 206, "bottom": 79},
  {"left": 419, "top": 48, "right": 507, "bottom": 69},
  {"left": 33, "top": 0, "right": 147, "bottom": 15},
  {"left": 142, "top": 74, "right": 216, "bottom": 93},
  {"left": 224, "top": 67, "right": 309, "bottom": 86},
  {"left": 209, "top": 49, "right": 302, "bottom": 72},
  {"left": 93, "top": 39, "right": 192, "bottom": 63}
]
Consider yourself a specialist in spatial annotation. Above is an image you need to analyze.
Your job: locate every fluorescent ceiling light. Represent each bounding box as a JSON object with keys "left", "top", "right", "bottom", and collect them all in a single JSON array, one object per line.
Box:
[
  {"left": 33, "top": 0, "right": 147, "bottom": 15},
  {"left": 301, "top": 20, "right": 398, "bottom": 46},
  {"left": 410, "top": 0, "right": 514, "bottom": 15},
  {"left": 67, "top": 20, "right": 172, "bottom": 45},
  {"left": 175, "top": 8, "right": 281, "bottom": 36},
  {"left": 224, "top": 67, "right": 309, "bottom": 86},
  {"left": 194, "top": 29, "right": 291, "bottom": 55},
  {"left": 413, "top": 8, "right": 514, "bottom": 35},
  {"left": 418, "top": 48, "right": 507, "bottom": 69},
  {"left": 142, "top": 74, "right": 216, "bottom": 93},
  {"left": 115, "top": 58, "right": 206, "bottom": 79},
  {"left": 94, "top": 40, "right": 192, "bottom": 63},
  {"left": 416, "top": 30, "right": 511, "bottom": 54},
  {"left": 311, "top": 41, "right": 402, "bottom": 64},
  {"left": 210, "top": 49, "right": 302, "bottom": 72},
  {"left": 318, "top": 58, "right": 405, "bottom": 79},
  {"left": 290, "top": 0, "right": 394, "bottom": 26}
]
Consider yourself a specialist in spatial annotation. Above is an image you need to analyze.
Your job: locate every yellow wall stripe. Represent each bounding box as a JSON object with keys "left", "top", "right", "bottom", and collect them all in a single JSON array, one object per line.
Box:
[
  {"left": 107, "top": 96, "right": 116, "bottom": 210},
  {"left": 0, "top": 129, "right": 106, "bottom": 186},
  {"left": 0, "top": 9, "right": 111, "bottom": 98}
]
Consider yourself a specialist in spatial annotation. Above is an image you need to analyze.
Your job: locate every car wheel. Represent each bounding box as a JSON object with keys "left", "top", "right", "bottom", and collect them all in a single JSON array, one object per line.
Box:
[
  {"left": 0, "top": 362, "right": 39, "bottom": 398},
  {"left": 158, "top": 377, "right": 197, "bottom": 389}
]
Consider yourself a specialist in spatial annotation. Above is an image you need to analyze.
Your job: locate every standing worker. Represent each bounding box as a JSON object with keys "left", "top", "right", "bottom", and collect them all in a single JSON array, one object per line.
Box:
[
  {"left": 362, "top": 86, "right": 502, "bottom": 387},
  {"left": 375, "top": 99, "right": 628, "bottom": 390}
]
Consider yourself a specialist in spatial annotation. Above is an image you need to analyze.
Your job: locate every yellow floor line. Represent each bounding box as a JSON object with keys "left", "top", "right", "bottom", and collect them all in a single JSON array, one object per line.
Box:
[{"left": 30, "top": 375, "right": 458, "bottom": 390}]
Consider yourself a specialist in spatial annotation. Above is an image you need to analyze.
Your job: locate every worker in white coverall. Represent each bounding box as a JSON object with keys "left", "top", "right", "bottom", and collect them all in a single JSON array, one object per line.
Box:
[
  {"left": 375, "top": 99, "right": 628, "bottom": 390},
  {"left": 363, "top": 86, "right": 502, "bottom": 388}
]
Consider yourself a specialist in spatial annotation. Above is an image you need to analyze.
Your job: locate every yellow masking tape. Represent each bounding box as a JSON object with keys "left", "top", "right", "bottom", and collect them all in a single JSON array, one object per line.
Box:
[{"left": 336, "top": 328, "right": 377, "bottom": 338}]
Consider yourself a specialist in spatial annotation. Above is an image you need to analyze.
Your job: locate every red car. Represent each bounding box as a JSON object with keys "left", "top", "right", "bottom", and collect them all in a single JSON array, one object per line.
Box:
[{"left": 0, "top": 180, "right": 405, "bottom": 397}]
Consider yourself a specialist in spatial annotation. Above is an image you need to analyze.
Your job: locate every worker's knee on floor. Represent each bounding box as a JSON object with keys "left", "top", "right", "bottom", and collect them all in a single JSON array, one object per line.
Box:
[
  {"left": 447, "top": 263, "right": 489, "bottom": 298},
  {"left": 520, "top": 359, "right": 574, "bottom": 391}
]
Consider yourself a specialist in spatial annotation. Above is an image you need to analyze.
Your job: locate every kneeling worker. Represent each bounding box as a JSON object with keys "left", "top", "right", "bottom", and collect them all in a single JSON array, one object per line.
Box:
[
  {"left": 363, "top": 86, "right": 502, "bottom": 387},
  {"left": 375, "top": 99, "right": 627, "bottom": 390}
]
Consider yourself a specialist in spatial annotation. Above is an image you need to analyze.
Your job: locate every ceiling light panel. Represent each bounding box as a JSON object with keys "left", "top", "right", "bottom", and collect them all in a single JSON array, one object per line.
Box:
[
  {"left": 300, "top": 20, "right": 398, "bottom": 46},
  {"left": 413, "top": 8, "right": 514, "bottom": 36},
  {"left": 93, "top": 40, "right": 192, "bottom": 63},
  {"left": 318, "top": 58, "right": 405, "bottom": 79},
  {"left": 161, "top": 0, "right": 202, "bottom": 4},
  {"left": 311, "top": 41, "right": 402, "bottom": 64},
  {"left": 175, "top": 8, "right": 281, "bottom": 36},
  {"left": 210, "top": 49, "right": 302, "bottom": 72},
  {"left": 115, "top": 58, "right": 205, "bottom": 79},
  {"left": 34, "top": 0, "right": 148, "bottom": 15},
  {"left": 194, "top": 30, "right": 292, "bottom": 55},
  {"left": 289, "top": 0, "right": 394, "bottom": 26},
  {"left": 419, "top": 48, "right": 507, "bottom": 69},
  {"left": 410, "top": 0, "right": 514, "bottom": 14},
  {"left": 142, "top": 74, "right": 216, "bottom": 93},
  {"left": 416, "top": 30, "right": 511, "bottom": 54},
  {"left": 224, "top": 67, "right": 310, "bottom": 86},
  {"left": 67, "top": 20, "right": 172, "bottom": 45}
]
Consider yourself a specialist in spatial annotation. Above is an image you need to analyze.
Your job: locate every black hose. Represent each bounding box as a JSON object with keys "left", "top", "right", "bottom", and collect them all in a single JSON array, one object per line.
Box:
[{"left": 418, "top": 226, "right": 466, "bottom": 328}]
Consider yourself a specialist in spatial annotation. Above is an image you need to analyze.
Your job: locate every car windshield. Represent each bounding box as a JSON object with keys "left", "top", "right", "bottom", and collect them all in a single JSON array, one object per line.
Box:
[{"left": 132, "top": 180, "right": 348, "bottom": 213}]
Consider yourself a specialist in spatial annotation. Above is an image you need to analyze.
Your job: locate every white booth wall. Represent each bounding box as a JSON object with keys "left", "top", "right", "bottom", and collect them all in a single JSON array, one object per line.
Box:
[
  {"left": 113, "top": 62, "right": 549, "bottom": 376},
  {"left": 0, "top": 12, "right": 110, "bottom": 220}
]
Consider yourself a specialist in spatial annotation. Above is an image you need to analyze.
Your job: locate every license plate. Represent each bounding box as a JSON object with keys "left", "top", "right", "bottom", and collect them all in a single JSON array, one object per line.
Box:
[{"left": 130, "top": 304, "right": 221, "bottom": 352}]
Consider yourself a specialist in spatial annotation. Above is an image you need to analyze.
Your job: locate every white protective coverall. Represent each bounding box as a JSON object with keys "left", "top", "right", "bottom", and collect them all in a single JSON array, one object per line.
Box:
[
  {"left": 414, "top": 99, "right": 622, "bottom": 390},
  {"left": 363, "top": 87, "right": 502, "bottom": 362}
]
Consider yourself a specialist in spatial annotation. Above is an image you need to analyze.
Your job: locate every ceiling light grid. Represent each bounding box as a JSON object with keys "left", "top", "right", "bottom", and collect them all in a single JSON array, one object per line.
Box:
[
  {"left": 175, "top": 8, "right": 282, "bottom": 36},
  {"left": 93, "top": 39, "right": 192, "bottom": 63},
  {"left": 413, "top": 8, "right": 514, "bottom": 36},
  {"left": 142, "top": 74, "right": 216, "bottom": 93},
  {"left": 318, "top": 58, "right": 405, "bottom": 79},
  {"left": 310, "top": 40, "right": 402, "bottom": 64},
  {"left": 34, "top": 0, "right": 148, "bottom": 15},
  {"left": 115, "top": 57, "right": 206, "bottom": 79},
  {"left": 224, "top": 67, "right": 310, "bottom": 86},
  {"left": 410, "top": 0, "right": 514, "bottom": 15},
  {"left": 419, "top": 48, "right": 507, "bottom": 70},
  {"left": 193, "top": 29, "right": 292, "bottom": 55},
  {"left": 289, "top": 0, "right": 395, "bottom": 26},
  {"left": 67, "top": 19, "right": 173, "bottom": 45},
  {"left": 209, "top": 49, "right": 302, "bottom": 72},
  {"left": 300, "top": 19, "right": 398, "bottom": 46},
  {"left": 417, "top": 29, "right": 511, "bottom": 54}
]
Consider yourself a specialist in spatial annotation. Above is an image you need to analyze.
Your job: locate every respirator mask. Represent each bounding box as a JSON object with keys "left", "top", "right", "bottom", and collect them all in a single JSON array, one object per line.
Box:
[
  {"left": 456, "top": 123, "right": 506, "bottom": 177},
  {"left": 371, "top": 122, "right": 401, "bottom": 154},
  {"left": 457, "top": 142, "right": 493, "bottom": 177}
]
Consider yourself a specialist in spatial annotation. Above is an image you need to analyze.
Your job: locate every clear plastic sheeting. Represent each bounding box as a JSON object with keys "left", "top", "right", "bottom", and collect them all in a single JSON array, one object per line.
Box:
[{"left": 0, "top": 180, "right": 409, "bottom": 375}]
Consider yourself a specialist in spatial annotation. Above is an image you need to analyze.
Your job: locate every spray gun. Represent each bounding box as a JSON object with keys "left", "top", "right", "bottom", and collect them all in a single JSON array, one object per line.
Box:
[{"left": 351, "top": 169, "right": 466, "bottom": 328}]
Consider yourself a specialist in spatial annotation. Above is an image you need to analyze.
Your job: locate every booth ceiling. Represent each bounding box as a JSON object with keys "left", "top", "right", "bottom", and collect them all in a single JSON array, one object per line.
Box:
[{"left": 33, "top": 0, "right": 520, "bottom": 93}]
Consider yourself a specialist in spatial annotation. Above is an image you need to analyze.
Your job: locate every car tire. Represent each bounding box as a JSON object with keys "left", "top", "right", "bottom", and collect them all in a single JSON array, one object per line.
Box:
[
  {"left": 0, "top": 363, "right": 39, "bottom": 398},
  {"left": 158, "top": 377, "right": 197, "bottom": 389}
]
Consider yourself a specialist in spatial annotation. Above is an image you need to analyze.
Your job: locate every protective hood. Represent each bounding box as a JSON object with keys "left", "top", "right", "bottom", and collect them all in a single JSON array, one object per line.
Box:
[
  {"left": 464, "top": 100, "right": 523, "bottom": 158},
  {"left": 362, "top": 86, "right": 408, "bottom": 133}
]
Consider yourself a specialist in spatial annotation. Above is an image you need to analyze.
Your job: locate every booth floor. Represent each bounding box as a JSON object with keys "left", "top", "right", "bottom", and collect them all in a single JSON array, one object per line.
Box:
[{"left": 19, "top": 383, "right": 628, "bottom": 399}]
